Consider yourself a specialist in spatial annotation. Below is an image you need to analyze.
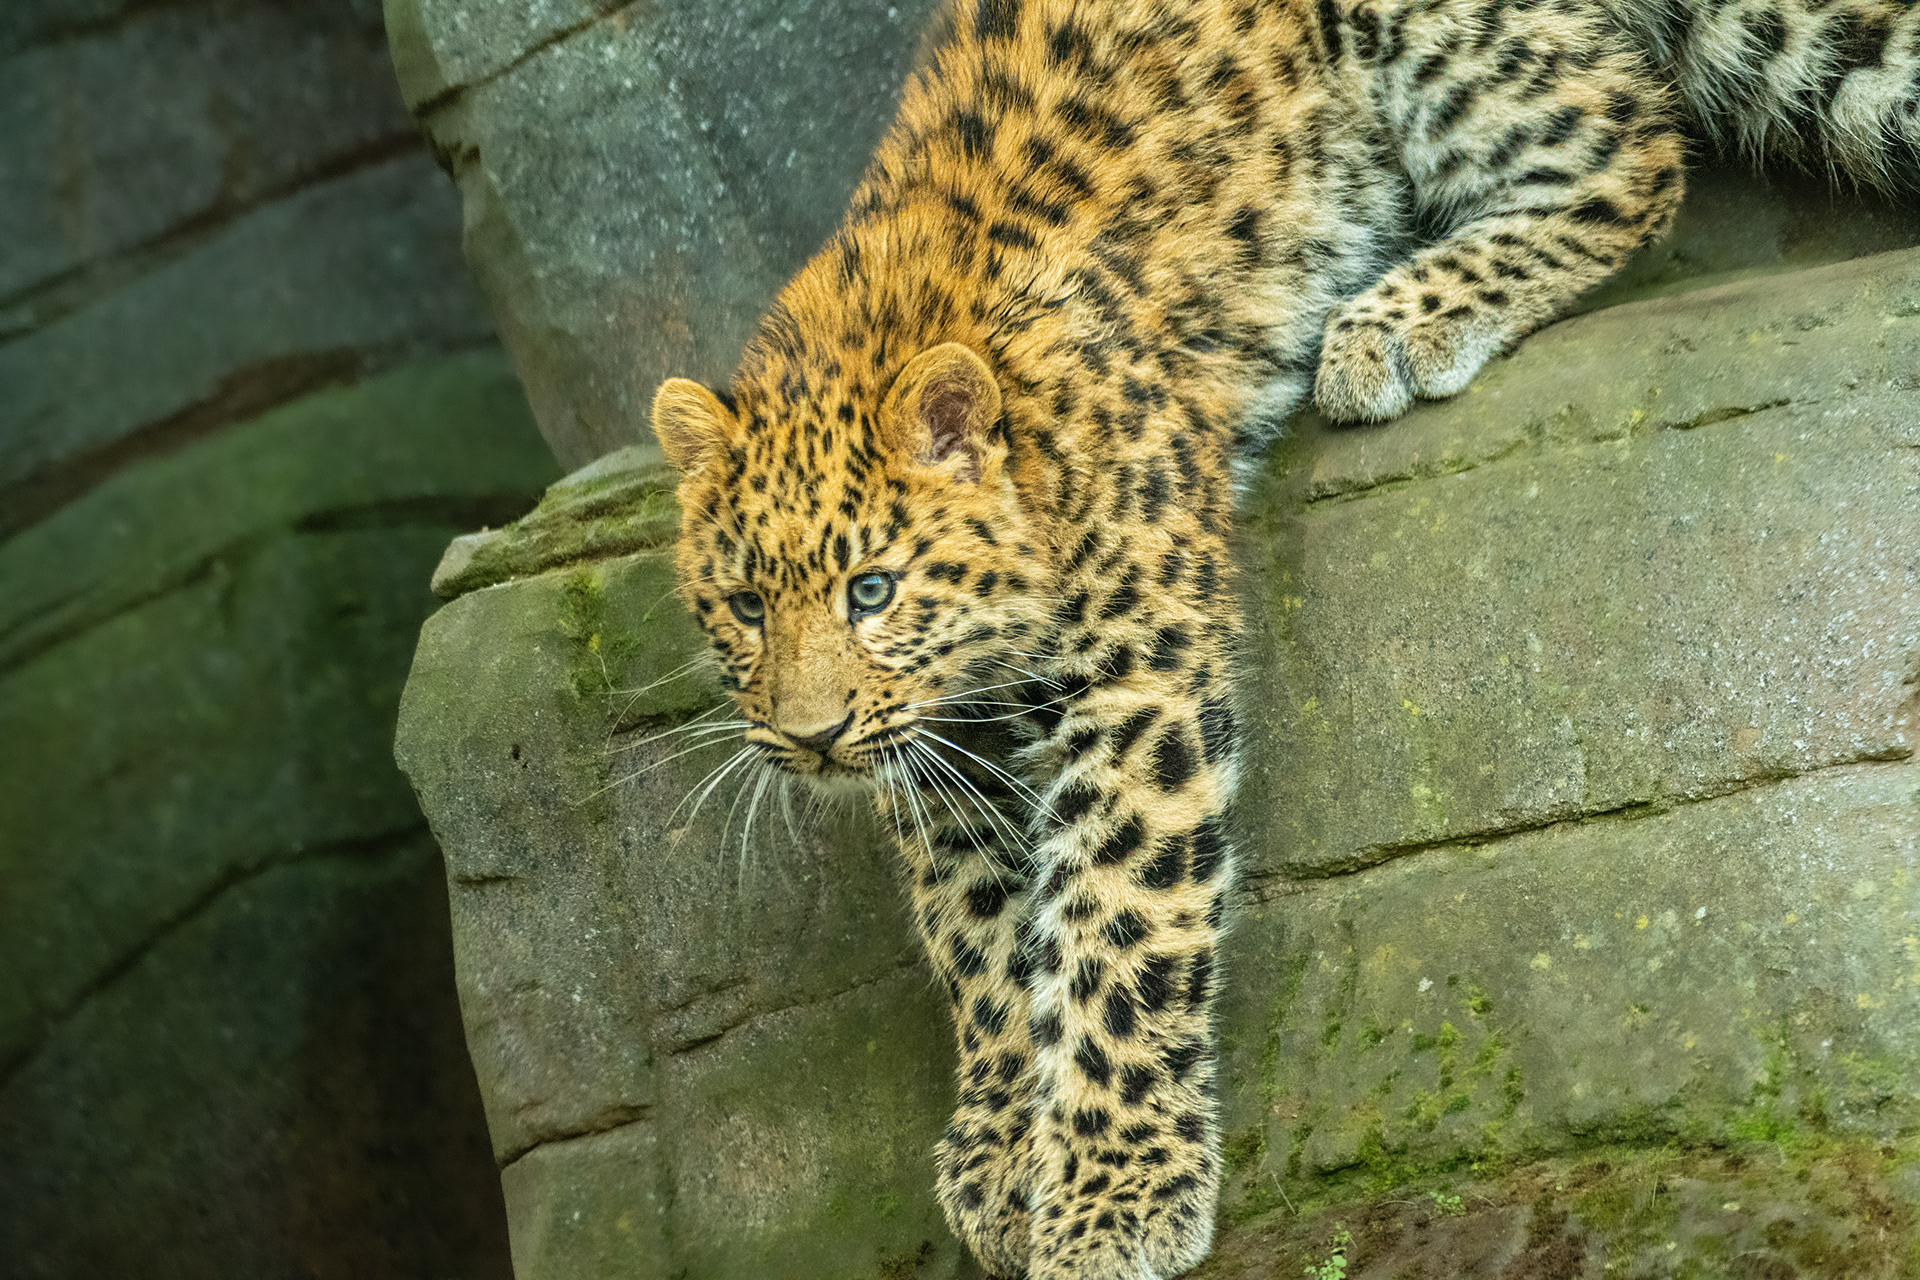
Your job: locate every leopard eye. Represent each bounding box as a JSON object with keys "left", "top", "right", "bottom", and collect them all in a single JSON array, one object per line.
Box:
[
  {"left": 727, "top": 591, "right": 765, "bottom": 626},
  {"left": 848, "top": 571, "right": 896, "bottom": 617}
]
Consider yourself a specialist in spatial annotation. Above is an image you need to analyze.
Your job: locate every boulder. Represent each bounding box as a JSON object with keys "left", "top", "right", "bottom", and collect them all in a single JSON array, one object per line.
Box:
[
  {"left": 0, "top": 353, "right": 556, "bottom": 1277},
  {"left": 396, "top": 247, "right": 1920, "bottom": 1277},
  {"left": 385, "top": 0, "right": 952, "bottom": 467},
  {"left": 0, "top": 2, "right": 552, "bottom": 1271}
]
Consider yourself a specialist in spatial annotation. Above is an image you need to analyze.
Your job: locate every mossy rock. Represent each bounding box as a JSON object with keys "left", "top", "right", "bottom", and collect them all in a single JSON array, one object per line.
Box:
[{"left": 397, "top": 245, "right": 1920, "bottom": 1278}]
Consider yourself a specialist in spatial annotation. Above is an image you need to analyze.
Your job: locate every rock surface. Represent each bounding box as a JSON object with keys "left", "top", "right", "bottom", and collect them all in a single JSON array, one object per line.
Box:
[
  {"left": 0, "top": 354, "right": 555, "bottom": 1278},
  {"left": 397, "top": 249, "right": 1920, "bottom": 1276},
  {"left": 0, "top": 835, "right": 503, "bottom": 1278},
  {"left": 0, "top": 356, "right": 555, "bottom": 1077},
  {"left": 0, "top": 2, "right": 552, "bottom": 1271},
  {"left": 385, "top": 0, "right": 952, "bottom": 467}
]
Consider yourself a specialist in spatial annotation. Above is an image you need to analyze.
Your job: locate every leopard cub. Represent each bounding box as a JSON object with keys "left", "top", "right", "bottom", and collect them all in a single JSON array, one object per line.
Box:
[{"left": 650, "top": 0, "right": 1918, "bottom": 1275}]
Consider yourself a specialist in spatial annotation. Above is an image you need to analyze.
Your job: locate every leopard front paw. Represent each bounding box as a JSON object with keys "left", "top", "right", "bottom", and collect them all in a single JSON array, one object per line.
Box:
[
  {"left": 1313, "top": 312, "right": 1414, "bottom": 422},
  {"left": 1315, "top": 297, "right": 1507, "bottom": 422},
  {"left": 936, "top": 1127, "right": 1032, "bottom": 1275}
]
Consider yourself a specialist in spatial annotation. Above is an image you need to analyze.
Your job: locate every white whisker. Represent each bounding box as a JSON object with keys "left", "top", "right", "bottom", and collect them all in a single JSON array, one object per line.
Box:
[
  {"left": 738, "top": 763, "right": 775, "bottom": 876},
  {"left": 909, "top": 739, "right": 984, "bottom": 839},
  {"left": 912, "top": 738, "right": 1025, "bottom": 854},
  {"left": 600, "top": 721, "right": 747, "bottom": 762},
  {"left": 896, "top": 752, "right": 937, "bottom": 861},
  {"left": 719, "top": 755, "right": 759, "bottom": 863},
  {"left": 777, "top": 775, "right": 801, "bottom": 847},
  {"left": 914, "top": 727, "right": 1052, "bottom": 814},
  {"left": 916, "top": 687, "right": 1081, "bottom": 724},
  {"left": 590, "top": 732, "right": 744, "bottom": 797},
  {"left": 605, "top": 659, "right": 704, "bottom": 705},
  {"left": 673, "top": 746, "right": 757, "bottom": 829},
  {"left": 608, "top": 699, "right": 746, "bottom": 752},
  {"left": 902, "top": 676, "right": 1046, "bottom": 710}
]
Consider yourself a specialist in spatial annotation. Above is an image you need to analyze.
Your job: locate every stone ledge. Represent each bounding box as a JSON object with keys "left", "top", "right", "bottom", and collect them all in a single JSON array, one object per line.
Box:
[
  {"left": 394, "top": 244, "right": 1920, "bottom": 1277},
  {"left": 429, "top": 444, "right": 677, "bottom": 599},
  {"left": 1216, "top": 757, "right": 1920, "bottom": 1205},
  {"left": 1259, "top": 247, "right": 1920, "bottom": 506},
  {"left": 0, "top": 155, "right": 494, "bottom": 504}
]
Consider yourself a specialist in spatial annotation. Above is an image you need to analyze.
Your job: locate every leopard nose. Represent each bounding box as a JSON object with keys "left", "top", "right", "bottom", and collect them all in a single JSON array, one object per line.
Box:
[{"left": 782, "top": 711, "right": 853, "bottom": 754}]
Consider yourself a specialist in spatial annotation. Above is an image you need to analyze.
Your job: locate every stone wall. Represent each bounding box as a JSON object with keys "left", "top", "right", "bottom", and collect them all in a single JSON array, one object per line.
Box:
[{"left": 0, "top": 2, "right": 556, "bottom": 1274}]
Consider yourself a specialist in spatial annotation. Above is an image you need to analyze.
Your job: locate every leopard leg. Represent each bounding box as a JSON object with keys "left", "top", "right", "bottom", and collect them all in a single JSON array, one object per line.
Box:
[
  {"left": 1017, "top": 618, "right": 1238, "bottom": 1277},
  {"left": 1314, "top": 0, "right": 1687, "bottom": 421},
  {"left": 882, "top": 761, "right": 1040, "bottom": 1276}
]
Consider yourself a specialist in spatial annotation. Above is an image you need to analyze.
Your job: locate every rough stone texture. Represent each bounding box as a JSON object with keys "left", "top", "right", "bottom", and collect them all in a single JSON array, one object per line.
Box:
[
  {"left": 427, "top": 442, "right": 677, "bottom": 599},
  {"left": 0, "top": 835, "right": 507, "bottom": 1280},
  {"left": 385, "top": 0, "right": 951, "bottom": 466},
  {"left": 386, "top": 4, "right": 1920, "bottom": 1272},
  {"left": 0, "top": 354, "right": 555, "bottom": 1274},
  {"left": 0, "top": 155, "right": 497, "bottom": 531},
  {"left": 0, "top": 354, "right": 555, "bottom": 1076},
  {"left": 397, "top": 241, "right": 1920, "bottom": 1276},
  {"left": 1218, "top": 763, "right": 1920, "bottom": 1184},
  {"left": 0, "top": 0, "right": 413, "bottom": 311},
  {"left": 1239, "top": 250, "right": 1920, "bottom": 875},
  {"left": 1, "top": 2, "right": 554, "bottom": 1271},
  {"left": 394, "top": 549, "right": 929, "bottom": 1167}
]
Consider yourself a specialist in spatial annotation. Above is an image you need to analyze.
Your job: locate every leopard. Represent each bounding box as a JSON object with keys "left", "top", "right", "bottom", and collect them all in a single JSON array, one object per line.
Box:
[{"left": 645, "top": 0, "right": 1919, "bottom": 1275}]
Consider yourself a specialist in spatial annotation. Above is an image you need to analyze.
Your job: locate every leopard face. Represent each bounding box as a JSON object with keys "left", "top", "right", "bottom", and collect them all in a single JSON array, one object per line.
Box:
[{"left": 655, "top": 343, "right": 1048, "bottom": 793}]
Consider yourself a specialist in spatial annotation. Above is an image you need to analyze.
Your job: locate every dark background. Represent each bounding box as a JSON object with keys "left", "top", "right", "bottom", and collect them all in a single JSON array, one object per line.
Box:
[{"left": 0, "top": 1, "right": 554, "bottom": 1274}]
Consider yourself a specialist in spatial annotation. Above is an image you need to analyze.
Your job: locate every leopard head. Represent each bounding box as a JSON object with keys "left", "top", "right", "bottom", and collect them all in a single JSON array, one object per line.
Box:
[{"left": 653, "top": 342, "right": 1045, "bottom": 793}]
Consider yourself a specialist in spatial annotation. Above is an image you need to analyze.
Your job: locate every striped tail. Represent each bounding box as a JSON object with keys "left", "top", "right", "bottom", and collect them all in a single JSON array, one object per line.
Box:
[{"left": 1606, "top": 0, "right": 1920, "bottom": 184}]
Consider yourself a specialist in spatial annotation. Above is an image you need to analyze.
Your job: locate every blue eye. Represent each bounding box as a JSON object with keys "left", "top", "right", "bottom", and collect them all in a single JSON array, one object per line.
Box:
[
  {"left": 848, "top": 572, "right": 896, "bottom": 616},
  {"left": 728, "top": 591, "right": 765, "bottom": 625}
]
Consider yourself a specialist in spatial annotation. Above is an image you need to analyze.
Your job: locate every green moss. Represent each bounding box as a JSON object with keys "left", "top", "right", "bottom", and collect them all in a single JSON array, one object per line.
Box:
[
  {"left": 1435, "top": 1022, "right": 1461, "bottom": 1092},
  {"left": 1261, "top": 952, "right": 1312, "bottom": 1106},
  {"left": 1731, "top": 1028, "right": 1796, "bottom": 1146},
  {"left": 1222, "top": 1126, "right": 1266, "bottom": 1180},
  {"left": 1203, "top": 1137, "right": 1920, "bottom": 1280},
  {"left": 558, "top": 568, "right": 621, "bottom": 698},
  {"left": 1501, "top": 1066, "right": 1524, "bottom": 1118}
]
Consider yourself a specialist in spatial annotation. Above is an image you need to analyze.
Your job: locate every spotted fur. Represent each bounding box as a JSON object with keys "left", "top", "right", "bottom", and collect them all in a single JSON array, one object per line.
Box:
[{"left": 649, "top": 0, "right": 1917, "bottom": 1274}]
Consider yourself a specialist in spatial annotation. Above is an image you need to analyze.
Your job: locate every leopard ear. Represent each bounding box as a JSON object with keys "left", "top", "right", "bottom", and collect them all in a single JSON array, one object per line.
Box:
[
  {"left": 880, "top": 343, "right": 1002, "bottom": 475},
  {"left": 650, "top": 379, "right": 736, "bottom": 473}
]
